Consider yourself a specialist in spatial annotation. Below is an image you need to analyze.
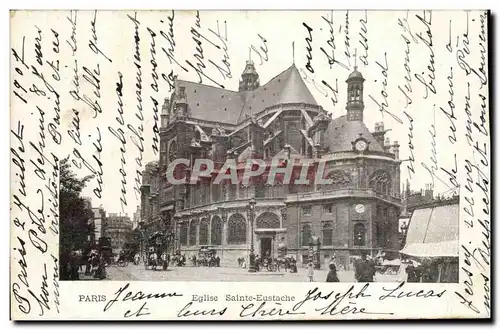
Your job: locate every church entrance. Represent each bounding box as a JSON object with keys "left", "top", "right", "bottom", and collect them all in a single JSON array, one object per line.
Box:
[{"left": 260, "top": 237, "right": 272, "bottom": 258}]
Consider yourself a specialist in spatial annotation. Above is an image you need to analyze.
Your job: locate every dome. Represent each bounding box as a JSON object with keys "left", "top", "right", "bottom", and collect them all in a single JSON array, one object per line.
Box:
[{"left": 347, "top": 68, "right": 364, "bottom": 80}]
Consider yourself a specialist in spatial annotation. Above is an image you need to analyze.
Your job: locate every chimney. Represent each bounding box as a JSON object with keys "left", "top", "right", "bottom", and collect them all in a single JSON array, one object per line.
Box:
[
  {"left": 384, "top": 137, "right": 391, "bottom": 152},
  {"left": 372, "top": 122, "right": 386, "bottom": 147},
  {"left": 392, "top": 140, "right": 400, "bottom": 159},
  {"left": 175, "top": 85, "right": 188, "bottom": 116},
  {"left": 424, "top": 183, "right": 434, "bottom": 201}
]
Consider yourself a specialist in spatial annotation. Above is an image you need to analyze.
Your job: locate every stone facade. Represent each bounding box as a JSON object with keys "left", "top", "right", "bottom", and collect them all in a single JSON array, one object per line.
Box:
[
  {"left": 103, "top": 213, "right": 133, "bottom": 254},
  {"left": 141, "top": 62, "right": 402, "bottom": 268}
]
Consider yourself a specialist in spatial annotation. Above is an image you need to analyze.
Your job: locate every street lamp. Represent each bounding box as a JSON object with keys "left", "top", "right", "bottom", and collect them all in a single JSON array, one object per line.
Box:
[
  {"left": 248, "top": 198, "right": 257, "bottom": 273},
  {"left": 166, "top": 231, "right": 175, "bottom": 254}
]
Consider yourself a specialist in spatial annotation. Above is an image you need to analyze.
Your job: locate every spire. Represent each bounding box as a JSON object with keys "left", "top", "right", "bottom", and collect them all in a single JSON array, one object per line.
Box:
[
  {"left": 345, "top": 61, "right": 365, "bottom": 122},
  {"left": 353, "top": 48, "right": 358, "bottom": 70},
  {"left": 239, "top": 56, "right": 260, "bottom": 92}
]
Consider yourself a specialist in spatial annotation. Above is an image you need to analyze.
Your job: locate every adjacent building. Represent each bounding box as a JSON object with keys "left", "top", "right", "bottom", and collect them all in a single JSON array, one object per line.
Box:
[
  {"left": 141, "top": 61, "right": 402, "bottom": 267},
  {"left": 132, "top": 206, "right": 141, "bottom": 230},
  {"left": 103, "top": 213, "right": 133, "bottom": 254},
  {"left": 91, "top": 207, "right": 106, "bottom": 242}
]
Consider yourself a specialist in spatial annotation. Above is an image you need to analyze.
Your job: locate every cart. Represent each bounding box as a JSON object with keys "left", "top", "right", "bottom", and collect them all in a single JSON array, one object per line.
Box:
[
  {"left": 144, "top": 247, "right": 160, "bottom": 270},
  {"left": 375, "top": 259, "right": 401, "bottom": 275}
]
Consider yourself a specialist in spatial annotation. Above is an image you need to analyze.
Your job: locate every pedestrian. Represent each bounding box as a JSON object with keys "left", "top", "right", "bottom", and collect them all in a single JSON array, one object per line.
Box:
[
  {"left": 307, "top": 262, "right": 314, "bottom": 282},
  {"left": 97, "top": 253, "right": 107, "bottom": 280},
  {"left": 70, "top": 252, "right": 80, "bottom": 280},
  {"left": 326, "top": 260, "right": 340, "bottom": 282},
  {"left": 162, "top": 252, "right": 168, "bottom": 271},
  {"left": 355, "top": 253, "right": 376, "bottom": 282}
]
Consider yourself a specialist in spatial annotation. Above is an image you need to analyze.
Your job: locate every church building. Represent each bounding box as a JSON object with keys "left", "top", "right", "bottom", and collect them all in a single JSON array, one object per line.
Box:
[{"left": 141, "top": 60, "right": 402, "bottom": 267}]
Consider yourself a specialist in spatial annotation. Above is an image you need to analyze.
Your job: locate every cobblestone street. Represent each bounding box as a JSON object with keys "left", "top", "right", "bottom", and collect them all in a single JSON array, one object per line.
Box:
[
  {"left": 105, "top": 263, "right": 352, "bottom": 282},
  {"left": 105, "top": 264, "right": 398, "bottom": 282}
]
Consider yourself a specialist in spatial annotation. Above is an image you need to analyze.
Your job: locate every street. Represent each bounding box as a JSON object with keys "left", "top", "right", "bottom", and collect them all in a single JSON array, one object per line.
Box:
[{"left": 105, "top": 264, "right": 399, "bottom": 282}]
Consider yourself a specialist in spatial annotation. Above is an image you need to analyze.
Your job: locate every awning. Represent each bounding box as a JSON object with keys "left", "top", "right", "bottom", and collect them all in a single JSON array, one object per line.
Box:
[
  {"left": 401, "top": 241, "right": 458, "bottom": 257},
  {"left": 401, "top": 203, "right": 459, "bottom": 258},
  {"left": 160, "top": 204, "right": 174, "bottom": 211}
]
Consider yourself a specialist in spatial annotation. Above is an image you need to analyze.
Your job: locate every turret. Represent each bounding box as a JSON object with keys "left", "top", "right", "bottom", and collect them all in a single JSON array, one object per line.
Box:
[
  {"left": 239, "top": 60, "right": 260, "bottom": 92},
  {"left": 345, "top": 66, "right": 365, "bottom": 121}
]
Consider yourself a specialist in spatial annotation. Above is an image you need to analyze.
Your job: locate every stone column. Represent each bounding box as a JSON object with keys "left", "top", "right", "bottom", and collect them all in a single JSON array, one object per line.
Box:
[
  {"left": 220, "top": 209, "right": 228, "bottom": 246},
  {"left": 208, "top": 216, "right": 212, "bottom": 245},
  {"left": 195, "top": 217, "right": 200, "bottom": 246}
]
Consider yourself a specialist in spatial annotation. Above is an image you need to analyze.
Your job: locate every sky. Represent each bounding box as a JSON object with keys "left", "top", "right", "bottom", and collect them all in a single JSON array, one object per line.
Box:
[{"left": 10, "top": 10, "right": 487, "bottom": 216}]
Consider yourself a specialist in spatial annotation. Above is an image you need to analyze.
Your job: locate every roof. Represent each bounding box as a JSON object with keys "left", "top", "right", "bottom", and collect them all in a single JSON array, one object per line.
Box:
[
  {"left": 175, "top": 64, "right": 318, "bottom": 125},
  {"left": 175, "top": 80, "right": 243, "bottom": 124},
  {"left": 347, "top": 68, "right": 364, "bottom": 80},
  {"left": 238, "top": 64, "right": 318, "bottom": 121},
  {"left": 324, "top": 116, "right": 384, "bottom": 153},
  {"left": 401, "top": 203, "right": 459, "bottom": 258}
]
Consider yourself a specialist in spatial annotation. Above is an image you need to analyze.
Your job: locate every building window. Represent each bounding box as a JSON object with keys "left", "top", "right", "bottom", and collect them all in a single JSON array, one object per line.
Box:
[
  {"left": 227, "top": 214, "right": 246, "bottom": 244},
  {"left": 189, "top": 221, "right": 197, "bottom": 246},
  {"left": 302, "top": 206, "right": 312, "bottom": 216},
  {"left": 354, "top": 222, "right": 366, "bottom": 246},
  {"left": 180, "top": 222, "right": 188, "bottom": 246},
  {"left": 322, "top": 222, "right": 333, "bottom": 246},
  {"left": 256, "top": 212, "right": 280, "bottom": 229},
  {"left": 199, "top": 218, "right": 209, "bottom": 245},
  {"left": 301, "top": 224, "right": 312, "bottom": 246},
  {"left": 211, "top": 216, "right": 222, "bottom": 245},
  {"left": 323, "top": 204, "right": 333, "bottom": 214},
  {"left": 370, "top": 170, "right": 392, "bottom": 196}
]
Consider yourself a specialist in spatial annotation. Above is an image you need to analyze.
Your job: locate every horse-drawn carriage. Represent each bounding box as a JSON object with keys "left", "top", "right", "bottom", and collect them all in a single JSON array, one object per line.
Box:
[
  {"left": 143, "top": 232, "right": 170, "bottom": 271},
  {"left": 144, "top": 247, "right": 168, "bottom": 270},
  {"left": 375, "top": 258, "right": 401, "bottom": 275}
]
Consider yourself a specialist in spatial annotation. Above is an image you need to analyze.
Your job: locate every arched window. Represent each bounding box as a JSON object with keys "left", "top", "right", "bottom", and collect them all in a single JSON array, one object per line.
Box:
[
  {"left": 211, "top": 216, "right": 222, "bottom": 245},
  {"left": 322, "top": 222, "right": 333, "bottom": 246},
  {"left": 189, "top": 221, "right": 197, "bottom": 246},
  {"left": 370, "top": 170, "right": 392, "bottom": 196},
  {"left": 180, "top": 222, "right": 188, "bottom": 246},
  {"left": 354, "top": 223, "right": 366, "bottom": 246},
  {"left": 227, "top": 214, "right": 246, "bottom": 244},
  {"left": 256, "top": 212, "right": 280, "bottom": 229},
  {"left": 199, "top": 218, "right": 209, "bottom": 245},
  {"left": 302, "top": 224, "right": 312, "bottom": 246},
  {"left": 168, "top": 140, "right": 177, "bottom": 163}
]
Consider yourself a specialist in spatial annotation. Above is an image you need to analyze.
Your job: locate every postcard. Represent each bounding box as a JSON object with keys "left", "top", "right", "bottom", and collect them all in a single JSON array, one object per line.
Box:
[{"left": 10, "top": 9, "right": 490, "bottom": 320}]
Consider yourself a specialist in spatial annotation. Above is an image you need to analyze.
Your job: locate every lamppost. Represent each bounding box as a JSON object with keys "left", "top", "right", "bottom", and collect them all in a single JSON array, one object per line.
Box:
[
  {"left": 166, "top": 231, "right": 175, "bottom": 254},
  {"left": 248, "top": 198, "right": 257, "bottom": 273}
]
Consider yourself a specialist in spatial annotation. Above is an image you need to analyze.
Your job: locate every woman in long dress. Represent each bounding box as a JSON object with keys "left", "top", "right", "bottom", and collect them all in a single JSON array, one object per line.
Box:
[{"left": 326, "top": 261, "right": 340, "bottom": 282}]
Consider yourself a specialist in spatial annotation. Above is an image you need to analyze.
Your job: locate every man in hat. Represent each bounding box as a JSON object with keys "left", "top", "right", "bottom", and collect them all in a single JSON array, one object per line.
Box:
[{"left": 355, "top": 252, "right": 376, "bottom": 282}]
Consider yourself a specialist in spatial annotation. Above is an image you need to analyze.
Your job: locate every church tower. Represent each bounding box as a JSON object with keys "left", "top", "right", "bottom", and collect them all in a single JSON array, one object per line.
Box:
[
  {"left": 345, "top": 66, "right": 365, "bottom": 121},
  {"left": 239, "top": 60, "right": 260, "bottom": 92}
]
